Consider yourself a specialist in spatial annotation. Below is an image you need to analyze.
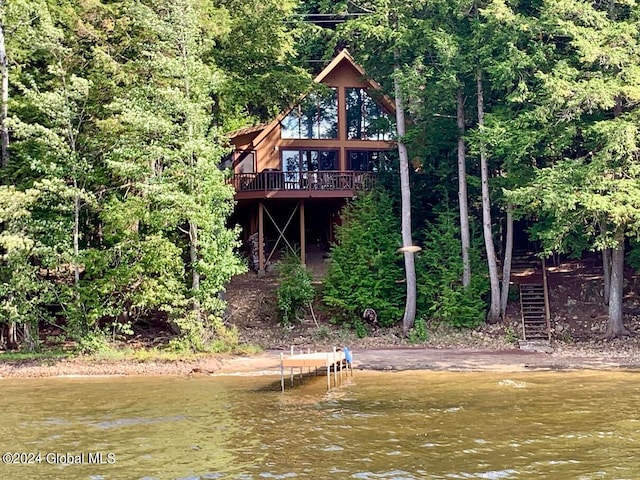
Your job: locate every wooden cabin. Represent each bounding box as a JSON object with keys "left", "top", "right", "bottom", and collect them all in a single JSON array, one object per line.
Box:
[{"left": 228, "top": 50, "right": 397, "bottom": 274}]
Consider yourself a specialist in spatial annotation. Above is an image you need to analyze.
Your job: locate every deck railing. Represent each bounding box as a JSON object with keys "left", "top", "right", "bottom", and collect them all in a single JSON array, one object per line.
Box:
[{"left": 232, "top": 170, "right": 375, "bottom": 193}]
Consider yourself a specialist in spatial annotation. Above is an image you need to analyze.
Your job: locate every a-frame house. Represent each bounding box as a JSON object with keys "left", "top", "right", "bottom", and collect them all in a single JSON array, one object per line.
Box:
[{"left": 228, "top": 50, "right": 397, "bottom": 274}]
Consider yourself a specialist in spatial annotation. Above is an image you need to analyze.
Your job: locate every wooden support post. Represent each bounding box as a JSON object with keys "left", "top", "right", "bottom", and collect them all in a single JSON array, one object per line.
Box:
[
  {"left": 280, "top": 352, "right": 285, "bottom": 392},
  {"left": 290, "top": 345, "right": 294, "bottom": 386},
  {"left": 542, "top": 256, "right": 551, "bottom": 341},
  {"left": 299, "top": 200, "right": 306, "bottom": 266},
  {"left": 333, "top": 347, "right": 338, "bottom": 387},
  {"left": 299, "top": 348, "right": 303, "bottom": 381},
  {"left": 258, "top": 202, "right": 265, "bottom": 276},
  {"left": 326, "top": 360, "right": 330, "bottom": 390}
]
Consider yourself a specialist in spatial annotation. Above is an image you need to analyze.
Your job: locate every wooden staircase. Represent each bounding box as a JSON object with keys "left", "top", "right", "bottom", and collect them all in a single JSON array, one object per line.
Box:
[
  {"left": 519, "top": 284, "right": 550, "bottom": 341},
  {"left": 511, "top": 249, "right": 552, "bottom": 344}
]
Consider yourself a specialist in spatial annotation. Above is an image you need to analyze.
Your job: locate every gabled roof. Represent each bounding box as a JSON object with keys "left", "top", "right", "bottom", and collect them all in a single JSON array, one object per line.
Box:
[
  {"left": 228, "top": 49, "right": 396, "bottom": 145},
  {"left": 315, "top": 49, "right": 396, "bottom": 112}
]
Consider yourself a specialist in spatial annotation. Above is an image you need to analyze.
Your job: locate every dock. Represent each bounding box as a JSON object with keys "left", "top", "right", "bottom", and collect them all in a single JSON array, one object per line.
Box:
[{"left": 280, "top": 347, "right": 353, "bottom": 391}]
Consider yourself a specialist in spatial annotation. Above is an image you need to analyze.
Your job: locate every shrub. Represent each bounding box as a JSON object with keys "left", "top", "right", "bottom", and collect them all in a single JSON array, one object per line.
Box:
[
  {"left": 323, "top": 190, "right": 404, "bottom": 328},
  {"left": 408, "top": 316, "right": 428, "bottom": 343},
  {"left": 276, "top": 253, "right": 314, "bottom": 325},
  {"left": 416, "top": 207, "right": 488, "bottom": 328}
]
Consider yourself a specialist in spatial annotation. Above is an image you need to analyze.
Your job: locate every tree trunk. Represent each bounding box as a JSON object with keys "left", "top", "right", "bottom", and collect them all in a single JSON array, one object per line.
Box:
[
  {"left": 476, "top": 68, "right": 501, "bottom": 323},
  {"left": 500, "top": 204, "right": 514, "bottom": 318},
  {"left": 189, "top": 219, "right": 201, "bottom": 321},
  {"left": 456, "top": 89, "right": 471, "bottom": 288},
  {"left": 605, "top": 229, "right": 631, "bottom": 339},
  {"left": 602, "top": 247, "right": 611, "bottom": 305},
  {"left": 0, "top": 11, "right": 8, "bottom": 171},
  {"left": 6, "top": 320, "right": 17, "bottom": 350},
  {"left": 0, "top": 6, "right": 11, "bottom": 348},
  {"left": 73, "top": 185, "right": 80, "bottom": 285},
  {"left": 23, "top": 323, "right": 36, "bottom": 351},
  {"left": 394, "top": 49, "right": 416, "bottom": 335}
]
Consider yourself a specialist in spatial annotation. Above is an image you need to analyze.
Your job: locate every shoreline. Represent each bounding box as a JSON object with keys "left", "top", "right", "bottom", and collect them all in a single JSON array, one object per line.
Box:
[{"left": 1, "top": 346, "right": 640, "bottom": 378}]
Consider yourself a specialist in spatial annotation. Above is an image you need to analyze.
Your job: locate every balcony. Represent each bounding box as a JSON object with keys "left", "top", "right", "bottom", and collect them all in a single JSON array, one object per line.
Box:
[{"left": 231, "top": 170, "right": 375, "bottom": 200}]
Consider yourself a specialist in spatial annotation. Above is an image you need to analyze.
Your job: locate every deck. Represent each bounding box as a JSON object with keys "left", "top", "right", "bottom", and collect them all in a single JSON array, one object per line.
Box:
[
  {"left": 232, "top": 170, "right": 374, "bottom": 200},
  {"left": 280, "top": 347, "right": 353, "bottom": 391}
]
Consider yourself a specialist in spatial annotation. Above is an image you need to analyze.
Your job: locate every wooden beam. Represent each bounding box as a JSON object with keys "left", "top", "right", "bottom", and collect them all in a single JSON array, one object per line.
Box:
[
  {"left": 300, "top": 200, "right": 306, "bottom": 266},
  {"left": 264, "top": 203, "right": 299, "bottom": 264},
  {"left": 258, "top": 201, "right": 265, "bottom": 275}
]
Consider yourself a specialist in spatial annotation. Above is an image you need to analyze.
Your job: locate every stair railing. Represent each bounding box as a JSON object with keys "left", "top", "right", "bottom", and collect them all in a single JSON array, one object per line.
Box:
[{"left": 541, "top": 256, "right": 551, "bottom": 341}]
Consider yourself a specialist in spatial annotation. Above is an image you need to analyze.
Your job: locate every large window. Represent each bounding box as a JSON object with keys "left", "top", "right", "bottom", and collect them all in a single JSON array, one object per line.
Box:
[
  {"left": 348, "top": 150, "right": 395, "bottom": 172},
  {"left": 281, "top": 88, "right": 338, "bottom": 139},
  {"left": 346, "top": 88, "right": 394, "bottom": 140},
  {"left": 282, "top": 149, "right": 338, "bottom": 188}
]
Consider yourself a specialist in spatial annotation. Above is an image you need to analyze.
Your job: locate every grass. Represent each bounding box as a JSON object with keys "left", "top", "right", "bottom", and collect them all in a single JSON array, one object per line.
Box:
[
  {"left": 0, "top": 342, "right": 263, "bottom": 364},
  {"left": 0, "top": 350, "right": 71, "bottom": 362}
]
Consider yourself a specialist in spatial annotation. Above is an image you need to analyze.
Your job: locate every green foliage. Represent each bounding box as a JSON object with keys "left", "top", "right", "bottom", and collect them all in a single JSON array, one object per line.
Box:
[
  {"left": 276, "top": 253, "right": 315, "bottom": 325},
  {"left": 75, "top": 330, "right": 111, "bottom": 355},
  {"left": 416, "top": 208, "right": 488, "bottom": 328},
  {"left": 0, "top": 186, "right": 52, "bottom": 341},
  {"left": 503, "top": 325, "right": 518, "bottom": 344},
  {"left": 353, "top": 319, "right": 368, "bottom": 339},
  {"left": 626, "top": 240, "right": 640, "bottom": 272},
  {"left": 0, "top": 0, "right": 248, "bottom": 351},
  {"left": 167, "top": 314, "right": 240, "bottom": 353},
  {"left": 408, "top": 316, "right": 428, "bottom": 344},
  {"left": 323, "top": 190, "right": 404, "bottom": 328}
]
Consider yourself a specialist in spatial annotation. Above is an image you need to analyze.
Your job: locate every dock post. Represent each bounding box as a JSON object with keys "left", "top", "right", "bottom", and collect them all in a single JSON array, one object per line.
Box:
[
  {"left": 290, "top": 345, "right": 294, "bottom": 386},
  {"left": 280, "top": 352, "right": 285, "bottom": 392},
  {"left": 333, "top": 347, "right": 338, "bottom": 387},
  {"left": 299, "top": 348, "right": 303, "bottom": 381},
  {"left": 326, "top": 357, "right": 330, "bottom": 390}
]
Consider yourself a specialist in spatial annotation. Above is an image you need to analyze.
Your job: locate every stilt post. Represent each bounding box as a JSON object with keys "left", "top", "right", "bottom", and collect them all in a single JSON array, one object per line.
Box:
[
  {"left": 290, "top": 345, "right": 294, "bottom": 386},
  {"left": 258, "top": 202, "right": 265, "bottom": 275},
  {"left": 280, "top": 352, "right": 284, "bottom": 392},
  {"left": 300, "top": 200, "right": 306, "bottom": 266}
]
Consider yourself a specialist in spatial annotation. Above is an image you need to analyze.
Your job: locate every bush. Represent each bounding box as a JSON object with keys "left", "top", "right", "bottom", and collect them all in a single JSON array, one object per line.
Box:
[
  {"left": 408, "top": 316, "right": 428, "bottom": 343},
  {"left": 416, "top": 207, "right": 488, "bottom": 328},
  {"left": 323, "top": 190, "right": 404, "bottom": 328},
  {"left": 168, "top": 312, "right": 240, "bottom": 353},
  {"left": 276, "top": 253, "right": 315, "bottom": 325}
]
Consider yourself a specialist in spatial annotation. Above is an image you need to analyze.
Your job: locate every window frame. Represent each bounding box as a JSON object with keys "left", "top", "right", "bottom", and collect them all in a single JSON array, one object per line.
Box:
[
  {"left": 280, "top": 88, "right": 339, "bottom": 140},
  {"left": 345, "top": 87, "right": 394, "bottom": 141},
  {"left": 233, "top": 150, "right": 256, "bottom": 174}
]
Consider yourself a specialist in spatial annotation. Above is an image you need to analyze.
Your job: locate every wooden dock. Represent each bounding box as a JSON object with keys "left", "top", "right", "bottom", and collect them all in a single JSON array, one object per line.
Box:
[{"left": 280, "top": 347, "right": 353, "bottom": 391}]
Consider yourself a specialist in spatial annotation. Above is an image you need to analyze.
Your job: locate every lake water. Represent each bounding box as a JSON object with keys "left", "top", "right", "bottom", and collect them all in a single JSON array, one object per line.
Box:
[{"left": 0, "top": 370, "right": 639, "bottom": 479}]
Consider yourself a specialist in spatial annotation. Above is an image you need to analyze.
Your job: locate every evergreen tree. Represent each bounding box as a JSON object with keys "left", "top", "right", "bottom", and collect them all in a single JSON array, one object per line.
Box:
[
  {"left": 323, "top": 190, "right": 405, "bottom": 327},
  {"left": 505, "top": 0, "right": 640, "bottom": 338}
]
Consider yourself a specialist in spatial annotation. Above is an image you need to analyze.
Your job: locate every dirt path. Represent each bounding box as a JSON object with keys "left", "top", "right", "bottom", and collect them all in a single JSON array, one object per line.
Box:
[{"left": 1, "top": 347, "right": 638, "bottom": 378}]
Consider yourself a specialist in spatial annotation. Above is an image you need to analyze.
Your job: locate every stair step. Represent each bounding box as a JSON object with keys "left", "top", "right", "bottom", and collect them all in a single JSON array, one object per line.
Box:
[{"left": 520, "top": 278, "right": 550, "bottom": 341}]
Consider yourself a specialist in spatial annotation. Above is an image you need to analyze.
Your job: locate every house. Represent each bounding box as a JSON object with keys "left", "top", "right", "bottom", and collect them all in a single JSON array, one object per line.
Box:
[{"left": 227, "top": 50, "right": 397, "bottom": 274}]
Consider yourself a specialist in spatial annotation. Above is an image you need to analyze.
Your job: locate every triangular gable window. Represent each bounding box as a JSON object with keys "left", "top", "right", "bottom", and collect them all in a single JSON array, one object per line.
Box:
[
  {"left": 346, "top": 88, "right": 394, "bottom": 140},
  {"left": 281, "top": 88, "right": 338, "bottom": 139}
]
